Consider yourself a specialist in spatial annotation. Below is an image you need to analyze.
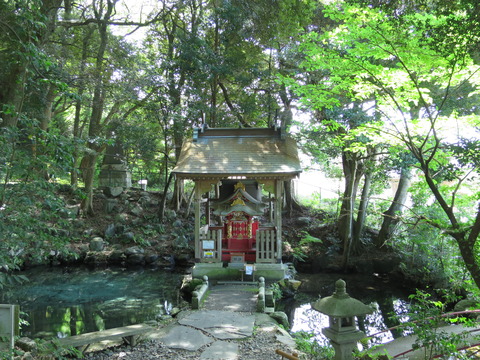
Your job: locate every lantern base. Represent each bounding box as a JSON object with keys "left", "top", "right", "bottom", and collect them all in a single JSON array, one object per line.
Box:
[{"left": 322, "top": 328, "right": 365, "bottom": 360}]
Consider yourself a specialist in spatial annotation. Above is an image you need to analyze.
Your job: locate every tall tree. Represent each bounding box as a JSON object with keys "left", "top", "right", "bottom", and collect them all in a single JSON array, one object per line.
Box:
[
  {"left": 0, "top": 0, "right": 63, "bottom": 128},
  {"left": 291, "top": 3, "right": 480, "bottom": 287}
]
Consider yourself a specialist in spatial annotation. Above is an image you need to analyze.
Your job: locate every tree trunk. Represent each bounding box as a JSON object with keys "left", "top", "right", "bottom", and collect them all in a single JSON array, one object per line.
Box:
[
  {"left": 376, "top": 167, "right": 412, "bottom": 248},
  {"left": 339, "top": 152, "right": 363, "bottom": 268},
  {"left": 71, "top": 26, "right": 93, "bottom": 187},
  {"left": 284, "top": 179, "right": 302, "bottom": 216},
  {"left": 80, "top": 154, "right": 97, "bottom": 215},
  {"left": 352, "top": 171, "right": 372, "bottom": 250},
  {"left": 159, "top": 172, "right": 174, "bottom": 221},
  {"left": 456, "top": 230, "right": 480, "bottom": 291},
  {"left": 79, "top": 0, "right": 114, "bottom": 215}
]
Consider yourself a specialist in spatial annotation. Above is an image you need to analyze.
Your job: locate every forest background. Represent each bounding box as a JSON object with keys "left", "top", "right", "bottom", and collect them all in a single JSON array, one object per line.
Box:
[{"left": 0, "top": 0, "right": 479, "bottom": 296}]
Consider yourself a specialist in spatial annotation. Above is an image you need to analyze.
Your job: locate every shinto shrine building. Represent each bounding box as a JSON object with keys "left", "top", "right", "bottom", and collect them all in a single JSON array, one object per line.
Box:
[{"left": 172, "top": 126, "right": 302, "bottom": 280}]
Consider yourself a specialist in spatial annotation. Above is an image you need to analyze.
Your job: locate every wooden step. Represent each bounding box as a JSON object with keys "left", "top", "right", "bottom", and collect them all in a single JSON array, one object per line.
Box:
[{"left": 53, "top": 323, "right": 153, "bottom": 352}]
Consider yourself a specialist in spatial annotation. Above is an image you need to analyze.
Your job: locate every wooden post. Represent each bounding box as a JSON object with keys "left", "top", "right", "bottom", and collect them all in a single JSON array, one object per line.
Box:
[
  {"left": 194, "top": 182, "right": 202, "bottom": 261},
  {"left": 275, "top": 179, "right": 283, "bottom": 263},
  {"left": 216, "top": 229, "right": 222, "bottom": 261},
  {"left": 206, "top": 194, "right": 211, "bottom": 228},
  {"left": 215, "top": 182, "right": 222, "bottom": 226}
]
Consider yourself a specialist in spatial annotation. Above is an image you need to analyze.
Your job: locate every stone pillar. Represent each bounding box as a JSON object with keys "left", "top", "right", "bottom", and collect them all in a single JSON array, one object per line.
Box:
[
  {"left": 98, "top": 142, "right": 132, "bottom": 188},
  {"left": 0, "top": 304, "right": 19, "bottom": 352}
]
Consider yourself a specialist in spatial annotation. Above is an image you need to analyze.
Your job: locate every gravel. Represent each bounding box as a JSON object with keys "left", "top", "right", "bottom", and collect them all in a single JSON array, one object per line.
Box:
[{"left": 84, "top": 323, "right": 298, "bottom": 360}]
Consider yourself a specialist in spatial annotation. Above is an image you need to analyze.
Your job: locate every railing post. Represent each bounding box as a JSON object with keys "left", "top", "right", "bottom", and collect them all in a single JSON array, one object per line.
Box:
[
  {"left": 257, "top": 277, "right": 265, "bottom": 312},
  {"left": 216, "top": 229, "right": 222, "bottom": 261}
]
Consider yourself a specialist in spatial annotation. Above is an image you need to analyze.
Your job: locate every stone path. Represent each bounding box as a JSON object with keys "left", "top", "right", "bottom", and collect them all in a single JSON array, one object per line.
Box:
[
  {"left": 147, "top": 284, "right": 270, "bottom": 359},
  {"left": 203, "top": 283, "right": 258, "bottom": 312},
  {"left": 79, "top": 283, "right": 297, "bottom": 359}
]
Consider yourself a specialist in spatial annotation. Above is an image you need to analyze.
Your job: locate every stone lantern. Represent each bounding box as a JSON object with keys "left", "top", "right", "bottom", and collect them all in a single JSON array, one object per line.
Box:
[{"left": 311, "top": 279, "right": 373, "bottom": 360}]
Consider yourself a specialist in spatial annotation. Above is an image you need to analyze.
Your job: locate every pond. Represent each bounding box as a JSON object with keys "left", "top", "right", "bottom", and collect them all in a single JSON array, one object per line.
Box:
[
  {"left": 3, "top": 266, "right": 414, "bottom": 346},
  {"left": 282, "top": 273, "right": 413, "bottom": 347},
  {"left": 2, "top": 266, "right": 183, "bottom": 339}
]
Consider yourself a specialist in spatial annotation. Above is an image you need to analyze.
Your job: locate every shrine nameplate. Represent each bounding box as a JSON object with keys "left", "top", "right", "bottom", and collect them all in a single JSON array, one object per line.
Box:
[
  {"left": 202, "top": 240, "right": 215, "bottom": 250},
  {"left": 231, "top": 253, "right": 245, "bottom": 263}
]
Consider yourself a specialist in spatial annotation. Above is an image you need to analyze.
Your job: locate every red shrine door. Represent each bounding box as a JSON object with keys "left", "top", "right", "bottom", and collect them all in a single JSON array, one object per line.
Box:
[{"left": 222, "top": 211, "right": 258, "bottom": 262}]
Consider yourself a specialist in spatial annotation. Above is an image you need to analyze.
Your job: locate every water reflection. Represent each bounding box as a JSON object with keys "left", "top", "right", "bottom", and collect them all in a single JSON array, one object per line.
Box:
[
  {"left": 285, "top": 275, "right": 412, "bottom": 347},
  {"left": 2, "top": 266, "right": 182, "bottom": 339},
  {"left": 289, "top": 298, "right": 410, "bottom": 347}
]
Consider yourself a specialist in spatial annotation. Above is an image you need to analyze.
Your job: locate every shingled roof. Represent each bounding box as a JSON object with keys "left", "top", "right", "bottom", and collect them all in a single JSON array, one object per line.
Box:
[{"left": 172, "top": 127, "right": 302, "bottom": 180}]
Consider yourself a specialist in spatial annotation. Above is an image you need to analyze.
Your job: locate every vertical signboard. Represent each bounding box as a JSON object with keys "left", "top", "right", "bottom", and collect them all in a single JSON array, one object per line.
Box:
[{"left": 0, "top": 304, "right": 20, "bottom": 352}]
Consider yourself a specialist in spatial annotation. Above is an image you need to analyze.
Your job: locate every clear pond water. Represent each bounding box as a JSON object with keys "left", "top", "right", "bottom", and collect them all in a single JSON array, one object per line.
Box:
[
  {"left": 2, "top": 266, "right": 183, "bottom": 339},
  {"left": 283, "top": 274, "right": 413, "bottom": 346},
  {"left": 3, "top": 266, "right": 413, "bottom": 346}
]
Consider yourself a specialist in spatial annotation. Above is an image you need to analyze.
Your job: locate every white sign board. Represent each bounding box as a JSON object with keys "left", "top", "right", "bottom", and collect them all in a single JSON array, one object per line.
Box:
[
  {"left": 202, "top": 240, "right": 215, "bottom": 250},
  {"left": 0, "top": 304, "right": 19, "bottom": 352}
]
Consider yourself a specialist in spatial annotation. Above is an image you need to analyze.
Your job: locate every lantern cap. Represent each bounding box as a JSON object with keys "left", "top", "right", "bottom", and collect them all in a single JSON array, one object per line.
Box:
[{"left": 311, "top": 279, "right": 373, "bottom": 317}]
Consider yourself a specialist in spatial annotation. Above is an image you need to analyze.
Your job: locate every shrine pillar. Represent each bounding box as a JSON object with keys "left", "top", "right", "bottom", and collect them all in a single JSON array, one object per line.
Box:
[
  {"left": 275, "top": 179, "right": 283, "bottom": 263},
  {"left": 194, "top": 181, "right": 202, "bottom": 260}
]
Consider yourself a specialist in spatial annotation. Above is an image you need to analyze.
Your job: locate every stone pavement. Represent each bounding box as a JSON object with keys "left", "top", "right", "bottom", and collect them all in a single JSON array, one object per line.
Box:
[{"left": 144, "top": 283, "right": 294, "bottom": 360}]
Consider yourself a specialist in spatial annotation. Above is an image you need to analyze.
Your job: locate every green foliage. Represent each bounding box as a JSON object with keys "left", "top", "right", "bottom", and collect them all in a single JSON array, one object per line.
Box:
[
  {"left": 293, "top": 331, "right": 335, "bottom": 360},
  {"left": 0, "top": 181, "right": 79, "bottom": 277},
  {"left": 399, "top": 290, "right": 474, "bottom": 360},
  {"left": 291, "top": 231, "right": 323, "bottom": 263},
  {"left": 286, "top": 0, "right": 480, "bottom": 287},
  {"left": 34, "top": 339, "right": 84, "bottom": 360},
  {"left": 269, "top": 282, "right": 283, "bottom": 301}
]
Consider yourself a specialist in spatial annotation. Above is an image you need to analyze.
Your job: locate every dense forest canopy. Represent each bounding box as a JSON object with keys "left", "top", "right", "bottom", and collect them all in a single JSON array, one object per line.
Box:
[{"left": 1, "top": 0, "right": 479, "bottom": 292}]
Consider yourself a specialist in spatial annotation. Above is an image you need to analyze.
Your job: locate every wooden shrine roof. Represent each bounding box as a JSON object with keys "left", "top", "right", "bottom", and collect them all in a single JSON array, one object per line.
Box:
[{"left": 172, "top": 127, "right": 302, "bottom": 180}]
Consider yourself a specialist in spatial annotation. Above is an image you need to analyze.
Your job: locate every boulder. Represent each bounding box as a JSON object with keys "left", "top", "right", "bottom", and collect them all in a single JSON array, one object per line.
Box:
[
  {"left": 16, "top": 337, "right": 36, "bottom": 351},
  {"left": 89, "top": 237, "right": 105, "bottom": 252},
  {"left": 126, "top": 253, "right": 145, "bottom": 265},
  {"left": 172, "top": 219, "right": 183, "bottom": 228},
  {"left": 145, "top": 253, "right": 159, "bottom": 264},
  {"left": 269, "top": 311, "right": 290, "bottom": 329},
  {"left": 115, "top": 224, "right": 127, "bottom": 234},
  {"left": 115, "top": 213, "right": 129, "bottom": 224},
  {"left": 120, "top": 231, "right": 135, "bottom": 243},
  {"left": 131, "top": 205, "right": 143, "bottom": 217},
  {"left": 165, "top": 209, "right": 176, "bottom": 220},
  {"left": 104, "top": 199, "right": 118, "bottom": 214},
  {"left": 296, "top": 217, "right": 312, "bottom": 226},
  {"left": 286, "top": 279, "right": 302, "bottom": 291},
  {"left": 173, "top": 235, "right": 189, "bottom": 249},
  {"left": 62, "top": 204, "right": 80, "bottom": 218},
  {"left": 104, "top": 187, "right": 124, "bottom": 198},
  {"left": 454, "top": 299, "right": 480, "bottom": 312},
  {"left": 83, "top": 228, "right": 94, "bottom": 237},
  {"left": 84, "top": 251, "right": 108, "bottom": 266},
  {"left": 105, "top": 223, "right": 116, "bottom": 238},
  {"left": 125, "top": 246, "right": 144, "bottom": 255},
  {"left": 108, "top": 250, "right": 125, "bottom": 264}
]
